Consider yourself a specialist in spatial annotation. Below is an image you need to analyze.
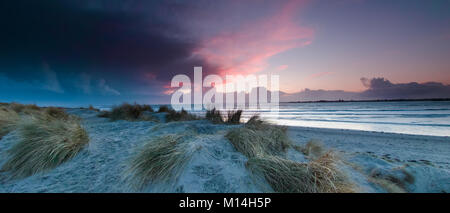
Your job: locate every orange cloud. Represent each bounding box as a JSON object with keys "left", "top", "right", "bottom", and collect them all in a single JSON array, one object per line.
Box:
[{"left": 194, "top": 0, "right": 314, "bottom": 76}]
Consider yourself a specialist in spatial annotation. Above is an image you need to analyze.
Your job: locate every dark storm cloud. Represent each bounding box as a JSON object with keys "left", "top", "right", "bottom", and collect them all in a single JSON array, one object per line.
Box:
[
  {"left": 359, "top": 78, "right": 450, "bottom": 99},
  {"left": 280, "top": 77, "right": 450, "bottom": 102},
  {"left": 0, "top": 0, "right": 213, "bottom": 84}
]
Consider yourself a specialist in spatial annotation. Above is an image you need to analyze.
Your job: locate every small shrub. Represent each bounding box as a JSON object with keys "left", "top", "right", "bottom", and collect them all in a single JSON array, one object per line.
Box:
[
  {"left": 205, "top": 108, "right": 224, "bottom": 124},
  {"left": 2, "top": 113, "right": 89, "bottom": 178},
  {"left": 125, "top": 134, "right": 194, "bottom": 189},
  {"left": 165, "top": 109, "right": 198, "bottom": 122}
]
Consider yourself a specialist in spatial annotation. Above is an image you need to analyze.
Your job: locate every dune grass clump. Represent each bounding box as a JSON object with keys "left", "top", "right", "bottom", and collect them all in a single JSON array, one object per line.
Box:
[
  {"left": 9, "top": 102, "right": 41, "bottom": 115},
  {"left": 44, "top": 107, "right": 70, "bottom": 120},
  {"left": 88, "top": 105, "right": 100, "bottom": 112},
  {"left": 225, "top": 115, "right": 291, "bottom": 158},
  {"left": 244, "top": 115, "right": 266, "bottom": 128},
  {"left": 205, "top": 108, "right": 224, "bottom": 124},
  {"left": 205, "top": 108, "right": 242, "bottom": 124},
  {"left": 98, "top": 103, "right": 155, "bottom": 121},
  {"left": 0, "top": 106, "right": 20, "bottom": 139},
  {"left": 126, "top": 134, "right": 194, "bottom": 189},
  {"left": 246, "top": 153, "right": 354, "bottom": 193},
  {"left": 368, "top": 166, "right": 415, "bottom": 193},
  {"left": 225, "top": 115, "right": 355, "bottom": 193},
  {"left": 226, "top": 110, "right": 242, "bottom": 124},
  {"left": 157, "top": 105, "right": 171, "bottom": 113},
  {"left": 226, "top": 128, "right": 267, "bottom": 158},
  {"left": 1, "top": 112, "right": 89, "bottom": 178},
  {"left": 298, "top": 140, "right": 325, "bottom": 160},
  {"left": 165, "top": 109, "right": 199, "bottom": 122}
]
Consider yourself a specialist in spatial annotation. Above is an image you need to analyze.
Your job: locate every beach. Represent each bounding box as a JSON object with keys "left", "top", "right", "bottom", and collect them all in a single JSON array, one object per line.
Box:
[
  {"left": 1, "top": 107, "right": 448, "bottom": 193},
  {"left": 288, "top": 126, "right": 450, "bottom": 192}
]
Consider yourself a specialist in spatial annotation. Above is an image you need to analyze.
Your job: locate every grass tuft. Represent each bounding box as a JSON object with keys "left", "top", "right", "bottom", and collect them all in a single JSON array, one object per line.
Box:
[
  {"left": 226, "top": 115, "right": 355, "bottom": 193},
  {"left": 165, "top": 109, "right": 198, "bottom": 122},
  {"left": 299, "top": 140, "right": 325, "bottom": 160},
  {"left": 9, "top": 103, "right": 41, "bottom": 114},
  {"left": 44, "top": 107, "right": 70, "bottom": 120},
  {"left": 226, "top": 116, "right": 291, "bottom": 158},
  {"left": 205, "top": 108, "right": 243, "bottom": 124},
  {"left": 368, "top": 165, "right": 415, "bottom": 193},
  {"left": 1, "top": 112, "right": 89, "bottom": 178},
  {"left": 245, "top": 115, "right": 265, "bottom": 128},
  {"left": 0, "top": 106, "right": 20, "bottom": 139},
  {"left": 125, "top": 134, "right": 195, "bottom": 189},
  {"left": 88, "top": 105, "right": 100, "bottom": 112},
  {"left": 246, "top": 153, "right": 354, "bottom": 193},
  {"left": 226, "top": 110, "right": 242, "bottom": 124},
  {"left": 98, "top": 103, "right": 155, "bottom": 121},
  {"left": 157, "top": 105, "right": 171, "bottom": 113},
  {"left": 205, "top": 108, "right": 224, "bottom": 124}
]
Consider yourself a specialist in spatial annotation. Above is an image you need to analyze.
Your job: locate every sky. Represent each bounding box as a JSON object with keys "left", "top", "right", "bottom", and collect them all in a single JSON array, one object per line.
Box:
[{"left": 1, "top": 0, "right": 449, "bottom": 106}]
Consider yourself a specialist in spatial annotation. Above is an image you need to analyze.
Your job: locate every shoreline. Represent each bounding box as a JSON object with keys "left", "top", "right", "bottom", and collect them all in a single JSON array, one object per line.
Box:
[
  {"left": 287, "top": 125, "right": 450, "bottom": 169},
  {"left": 283, "top": 98, "right": 450, "bottom": 104},
  {"left": 288, "top": 125, "right": 450, "bottom": 192},
  {"left": 286, "top": 124, "right": 449, "bottom": 139}
]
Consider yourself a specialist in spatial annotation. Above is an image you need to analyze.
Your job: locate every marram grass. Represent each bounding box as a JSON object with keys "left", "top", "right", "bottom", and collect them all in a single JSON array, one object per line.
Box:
[
  {"left": 226, "top": 115, "right": 355, "bottom": 193},
  {"left": 0, "top": 106, "right": 20, "bottom": 139},
  {"left": 205, "top": 108, "right": 224, "bottom": 124},
  {"left": 205, "top": 108, "right": 243, "bottom": 124},
  {"left": 225, "top": 115, "right": 291, "bottom": 158},
  {"left": 165, "top": 109, "right": 198, "bottom": 122},
  {"left": 298, "top": 139, "right": 326, "bottom": 160},
  {"left": 226, "top": 110, "right": 242, "bottom": 124},
  {"left": 9, "top": 102, "right": 40, "bottom": 114},
  {"left": 125, "top": 134, "right": 196, "bottom": 189},
  {"left": 368, "top": 165, "right": 415, "bottom": 193},
  {"left": 98, "top": 103, "right": 155, "bottom": 121},
  {"left": 246, "top": 153, "right": 355, "bottom": 193},
  {"left": 1, "top": 112, "right": 89, "bottom": 178}
]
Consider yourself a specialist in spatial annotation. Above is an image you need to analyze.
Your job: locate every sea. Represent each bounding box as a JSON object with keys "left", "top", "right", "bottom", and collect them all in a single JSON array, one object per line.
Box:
[{"left": 98, "top": 101, "right": 450, "bottom": 137}]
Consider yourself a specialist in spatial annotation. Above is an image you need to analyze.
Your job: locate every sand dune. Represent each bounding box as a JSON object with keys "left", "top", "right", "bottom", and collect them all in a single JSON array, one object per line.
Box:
[{"left": 0, "top": 108, "right": 448, "bottom": 193}]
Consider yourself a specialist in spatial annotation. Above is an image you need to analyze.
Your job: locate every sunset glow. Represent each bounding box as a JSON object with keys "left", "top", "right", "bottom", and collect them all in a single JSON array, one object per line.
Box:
[{"left": 1, "top": 0, "right": 449, "bottom": 105}]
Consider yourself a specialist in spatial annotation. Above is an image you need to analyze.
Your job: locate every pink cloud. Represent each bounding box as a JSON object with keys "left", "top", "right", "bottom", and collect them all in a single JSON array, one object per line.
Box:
[
  {"left": 162, "top": 82, "right": 174, "bottom": 95},
  {"left": 443, "top": 32, "right": 450, "bottom": 40},
  {"left": 194, "top": 0, "right": 314, "bottom": 76},
  {"left": 308, "top": 71, "right": 335, "bottom": 79},
  {"left": 144, "top": 72, "right": 157, "bottom": 81},
  {"left": 277, "top": 65, "right": 289, "bottom": 71}
]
